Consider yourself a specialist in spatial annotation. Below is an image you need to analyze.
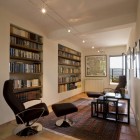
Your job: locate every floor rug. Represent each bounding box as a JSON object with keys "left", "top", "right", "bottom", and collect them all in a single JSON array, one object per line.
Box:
[{"left": 38, "top": 98, "right": 121, "bottom": 140}]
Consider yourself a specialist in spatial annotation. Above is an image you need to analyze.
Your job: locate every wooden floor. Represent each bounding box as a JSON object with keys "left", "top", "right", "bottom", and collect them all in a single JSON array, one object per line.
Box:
[{"left": 0, "top": 93, "right": 139, "bottom": 140}]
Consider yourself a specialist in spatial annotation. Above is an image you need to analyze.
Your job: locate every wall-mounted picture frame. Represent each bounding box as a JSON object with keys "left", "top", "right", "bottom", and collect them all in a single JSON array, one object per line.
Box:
[
  {"left": 85, "top": 55, "right": 107, "bottom": 77},
  {"left": 133, "top": 42, "right": 137, "bottom": 77},
  {"left": 133, "top": 40, "right": 140, "bottom": 78},
  {"left": 127, "top": 47, "right": 132, "bottom": 70},
  {"left": 136, "top": 40, "right": 140, "bottom": 78},
  {"left": 133, "top": 42, "right": 137, "bottom": 61}
]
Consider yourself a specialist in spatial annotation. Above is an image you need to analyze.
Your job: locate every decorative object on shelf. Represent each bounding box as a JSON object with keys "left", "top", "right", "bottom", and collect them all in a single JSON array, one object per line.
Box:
[
  {"left": 10, "top": 24, "right": 43, "bottom": 102},
  {"left": 58, "top": 44, "right": 81, "bottom": 93},
  {"left": 85, "top": 55, "right": 107, "bottom": 77}
]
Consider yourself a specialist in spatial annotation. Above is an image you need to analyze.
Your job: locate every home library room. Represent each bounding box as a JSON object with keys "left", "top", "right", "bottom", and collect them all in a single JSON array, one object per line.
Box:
[
  {"left": 58, "top": 44, "right": 81, "bottom": 93},
  {"left": 10, "top": 24, "right": 43, "bottom": 102}
]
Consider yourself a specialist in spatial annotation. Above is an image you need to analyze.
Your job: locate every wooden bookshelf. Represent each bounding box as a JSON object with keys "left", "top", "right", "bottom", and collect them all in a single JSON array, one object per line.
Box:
[
  {"left": 10, "top": 24, "right": 43, "bottom": 102},
  {"left": 58, "top": 44, "right": 81, "bottom": 93}
]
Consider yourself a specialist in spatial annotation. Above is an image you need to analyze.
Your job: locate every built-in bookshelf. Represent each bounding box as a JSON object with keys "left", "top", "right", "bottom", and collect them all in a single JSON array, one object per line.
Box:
[
  {"left": 10, "top": 24, "right": 43, "bottom": 102},
  {"left": 58, "top": 44, "right": 81, "bottom": 93}
]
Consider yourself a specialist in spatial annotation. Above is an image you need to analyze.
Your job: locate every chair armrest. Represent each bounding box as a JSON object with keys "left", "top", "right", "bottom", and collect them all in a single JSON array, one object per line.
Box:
[
  {"left": 15, "top": 107, "right": 45, "bottom": 125},
  {"left": 22, "top": 99, "right": 42, "bottom": 103}
]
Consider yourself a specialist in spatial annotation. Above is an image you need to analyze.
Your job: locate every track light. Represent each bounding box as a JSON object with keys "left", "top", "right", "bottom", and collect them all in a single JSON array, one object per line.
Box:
[
  {"left": 82, "top": 40, "right": 85, "bottom": 43},
  {"left": 68, "top": 29, "right": 71, "bottom": 33},
  {"left": 41, "top": 8, "right": 46, "bottom": 14}
]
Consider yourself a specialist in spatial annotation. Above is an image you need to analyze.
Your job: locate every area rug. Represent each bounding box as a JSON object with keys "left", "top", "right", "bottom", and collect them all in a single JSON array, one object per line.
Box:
[{"left": 38, "top": 98, "right": 121, "bottom": 140}]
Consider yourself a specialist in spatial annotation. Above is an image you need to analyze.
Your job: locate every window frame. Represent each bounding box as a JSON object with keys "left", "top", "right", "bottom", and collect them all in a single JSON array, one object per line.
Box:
[{"left": 109, "top": 55, "right": 125, "bottom": 84}]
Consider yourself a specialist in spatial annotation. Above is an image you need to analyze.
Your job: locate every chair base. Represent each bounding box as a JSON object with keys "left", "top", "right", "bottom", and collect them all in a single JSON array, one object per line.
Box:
[
  {"left": 14, "top": 123, "right": 42, "bottom": 136},
  {"left": 56, "top": 119, "right": 73, "bottom": 127}
]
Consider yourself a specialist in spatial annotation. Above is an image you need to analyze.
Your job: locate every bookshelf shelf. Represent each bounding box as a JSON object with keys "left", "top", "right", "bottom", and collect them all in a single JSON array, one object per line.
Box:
[
  {"left": 10, "top": 44, "right": 42, "bottom": 52},
  {"left": 58, "top": 80, "right": 81, "bottom": 85},
  {"left": 10, "top": 72, "right": 42, "bottom": 75},
  {"left": 10, "top": 24, "right": 43, "bottom": 102},
  {"left": 58, "top": 63, "right": 80, "bottom": 67},
  {"left": 58, "top": 55, "right": 81, "bottom": 62},
  {"left": 58, "top": 44, "right": 81, "bottom": 93},
  {"left": 10, "top": 56, "right": 42, "bottom": 62},
  {"left": 13, "top": 86, "right": 42, "bottom": 93}
]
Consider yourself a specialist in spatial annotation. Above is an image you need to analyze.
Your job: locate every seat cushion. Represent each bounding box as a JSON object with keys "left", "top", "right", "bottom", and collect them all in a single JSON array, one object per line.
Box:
[
  {"left": 52, "top": 103, "right": 78, "bottom": 117},
  {"left": 87, "top": 92, "right": 103, "bottom": 98},
  {"left": 23, "top": 103, "right": 49, "bottom": 123}
]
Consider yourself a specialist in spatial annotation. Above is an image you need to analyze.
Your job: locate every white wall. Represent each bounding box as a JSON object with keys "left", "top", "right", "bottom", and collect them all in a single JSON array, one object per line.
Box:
[
  {"left": 82, "top": 45, "right": 126, "bottom": 90},
  {"left": 0, "top": 7, "right": 83, "bottom": 125},
  {"left": 43, "top": 39, "right": 84, "bottom": 105},
  {"left": 127, "top": 0, "right": 140, "bottom": 135}
]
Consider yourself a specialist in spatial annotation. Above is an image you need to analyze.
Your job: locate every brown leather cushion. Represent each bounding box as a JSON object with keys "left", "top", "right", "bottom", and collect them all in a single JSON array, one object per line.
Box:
[
  {"left": 87, "top": 92, "right": 103, "bottom": 98},
  {"left": 52, "top": 103, "right": 78, "bottom": 117}
]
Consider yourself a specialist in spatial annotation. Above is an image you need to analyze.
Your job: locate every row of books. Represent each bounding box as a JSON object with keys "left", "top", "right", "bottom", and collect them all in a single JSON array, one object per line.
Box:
[
  {"left": 10, "top": 36, "right": 42, "bottom": 50},
  {"left": 14, "top": 79, "right": 40, "bottom": 89},
  {"left": 58, "top": 66, "right": 80, "bottom": 74},
  {"left": 58, "top": 82, "right": 81, "bottom": 93},
  {"left": 15, "top": 90, "right": 41, "bottom": 103},
  {"left": 10, "top": 62, "right": 41, "bottom": 73},
  {"left": 58, "top": 44, "right": 81, "bottom": 56},
  {"left": 10, "top": 26, "right": 43, "bottom": 43},
  {"left": 58, "top": 51, "right": 81, "bottom": 61},
  {"left": 58, "top": 75, "right": 81, "bottom": 84},
  {"left": 58, "top": 58, "right": 80, "bottom": 66},
  {"left": 10, "top": 48, "right": 41, "bottom": 60}
]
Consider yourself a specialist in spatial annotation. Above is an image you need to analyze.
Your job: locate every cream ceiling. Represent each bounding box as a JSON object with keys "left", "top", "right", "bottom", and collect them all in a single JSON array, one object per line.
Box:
[{"left": 0, "top": 0, "right": 138, "bottom": 48}]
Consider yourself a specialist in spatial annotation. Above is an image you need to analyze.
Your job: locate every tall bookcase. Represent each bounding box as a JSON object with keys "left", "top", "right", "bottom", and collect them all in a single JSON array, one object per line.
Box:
[
  {"left": 58, "top": 44, "right": 81, "bottom": 93},
  {"left": 10, "top": 24, "right": 43, "bottom": 102}
]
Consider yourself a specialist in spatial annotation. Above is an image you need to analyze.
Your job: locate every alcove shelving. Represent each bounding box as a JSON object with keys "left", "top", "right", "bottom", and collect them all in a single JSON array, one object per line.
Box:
[
  {"left": 58, "top": 44, "right": 81, "bottom": 93},
  {"left": 10, "top": 24, "right": 43, "bottom": 102}
]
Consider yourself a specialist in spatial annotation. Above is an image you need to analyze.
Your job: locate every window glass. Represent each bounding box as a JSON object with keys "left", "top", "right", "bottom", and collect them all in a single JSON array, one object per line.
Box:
[{"left": 110, "top": 56, "right": 123, "bottom": 83}]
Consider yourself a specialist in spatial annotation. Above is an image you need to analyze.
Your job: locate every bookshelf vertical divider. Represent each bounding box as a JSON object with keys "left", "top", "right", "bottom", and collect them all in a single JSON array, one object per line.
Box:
[
  {"left": 10, "top": 24, "right": 43, "bottom": 102},
  {"left": 58, "top": 44, "right": 81, "bottom": 93}
]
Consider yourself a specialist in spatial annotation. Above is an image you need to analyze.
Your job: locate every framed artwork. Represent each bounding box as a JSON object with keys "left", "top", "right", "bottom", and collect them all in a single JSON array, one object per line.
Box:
[
  {"left": 127, "top": 47, "right": 132, "bottom": 69},
  {"left": 133, "top": 40, "right": 140, "bottom": 78},
  {"left": 133, "top": 45, "right": 137, "bottom": 77},
  {"left": 136, "top": 40, "right": 140, "bottom": 78},
  {"left": 85, "top": 55, "right": 107, "bottom": 77}
]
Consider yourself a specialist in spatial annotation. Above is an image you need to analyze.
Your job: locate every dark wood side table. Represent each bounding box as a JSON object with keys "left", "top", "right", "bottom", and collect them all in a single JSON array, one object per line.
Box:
[{"left": 91, "top": 93, "right": 130, "bottom": 124}]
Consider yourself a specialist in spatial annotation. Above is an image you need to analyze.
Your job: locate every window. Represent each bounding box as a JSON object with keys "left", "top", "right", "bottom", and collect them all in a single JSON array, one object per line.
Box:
[{"left": 109, "top": 55, "right": 126, "bottom": 84}]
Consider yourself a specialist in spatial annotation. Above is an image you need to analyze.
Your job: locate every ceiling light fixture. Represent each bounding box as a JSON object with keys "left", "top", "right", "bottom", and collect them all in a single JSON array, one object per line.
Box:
[
  {"left": 92, "top": 46, "right": 94, "bottom": 49},
  {"left": 29, "top": 0, "right": 94, "bottom": 48},
  {"left": 41, "top": 8, "right": 46, "bottom": 14},
  {"left": 82, "top": 40, "right": 85, "bottom": 43},
  {"left": 68, "top": 29, "right": 71, "bottom": 33}
]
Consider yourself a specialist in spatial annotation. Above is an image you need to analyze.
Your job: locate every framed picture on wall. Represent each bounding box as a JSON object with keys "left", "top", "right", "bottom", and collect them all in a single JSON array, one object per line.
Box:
[
  {"left": 85, "top": 55, "right": 107, "bottom": 77},
  {"left": 136, "top": 40, "right": 140, "bottom": 78},
  {"left": 133, "top": 46, "right": 137, "bottom": 77},
  {"left": 127, "top": 47, "right": 132, "bottom": 70}
]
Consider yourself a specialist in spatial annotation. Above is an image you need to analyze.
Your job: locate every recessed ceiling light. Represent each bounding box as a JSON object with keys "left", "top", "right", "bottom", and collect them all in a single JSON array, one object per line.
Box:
[
  {"left": 41, "top": 8, "right": 46, "bottom": 14},
  {"left": 92, "top": 46, "right": 94, "bottom": 49},
  {"left": 82, "top": 40, "right": 85, "bottom": 43},
  {"left": 68, "top": 29, "right": 71, "bottom": 33}
]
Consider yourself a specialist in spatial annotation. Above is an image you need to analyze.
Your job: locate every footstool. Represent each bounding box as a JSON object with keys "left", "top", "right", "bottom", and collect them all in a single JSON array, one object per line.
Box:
[
  {"left": 87, "top": 92, "right": 103, "bottom": 99},
  {"left": 52, "top": 103, "right": 78, "bottom": 127}
]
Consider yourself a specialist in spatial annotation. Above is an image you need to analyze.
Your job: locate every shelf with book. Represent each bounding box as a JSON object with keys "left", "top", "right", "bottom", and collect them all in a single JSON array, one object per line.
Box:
[
  {"left": 10, "top": 24, "right": 43, "bottom": 102},
  {"left": 58, "top": 44, "right": 81, "bottom": 93}
]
